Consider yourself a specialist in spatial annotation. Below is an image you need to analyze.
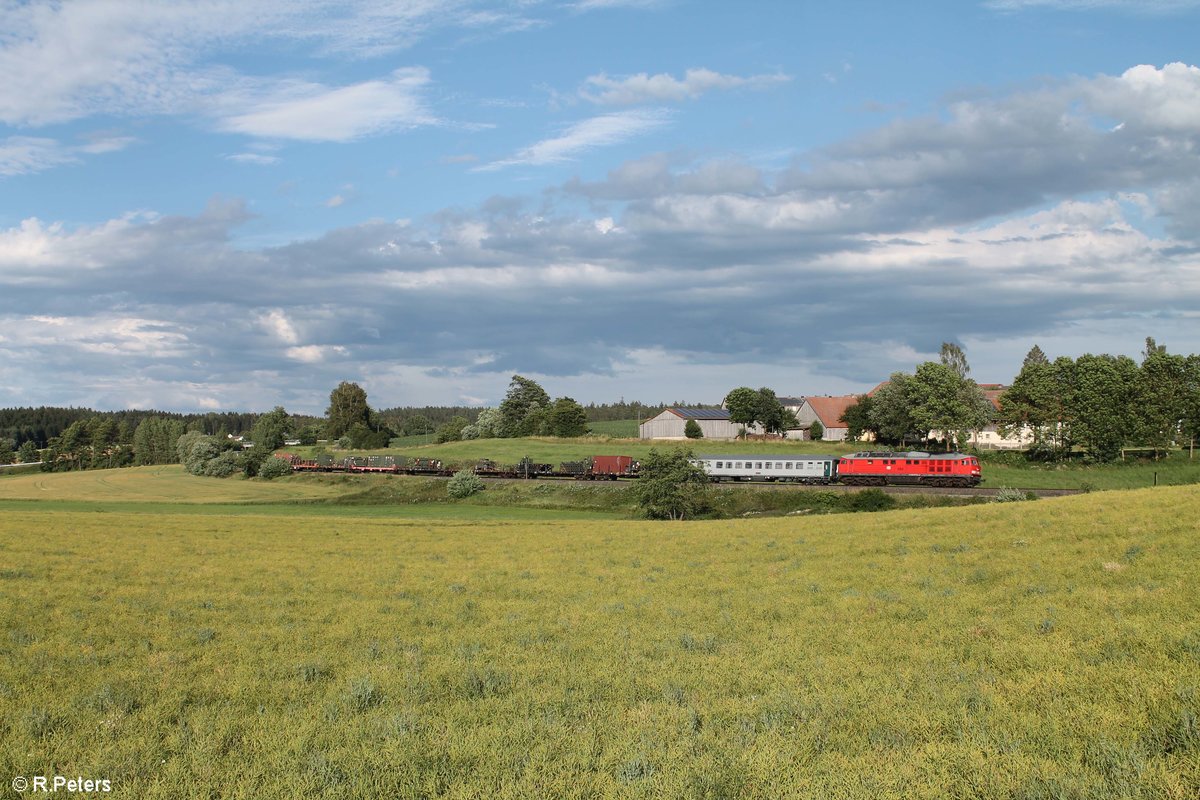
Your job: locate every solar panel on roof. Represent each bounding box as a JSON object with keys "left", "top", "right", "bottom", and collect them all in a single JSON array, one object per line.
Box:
[{"left": 671, "top": 408, "right": 729, "bottom": 419}]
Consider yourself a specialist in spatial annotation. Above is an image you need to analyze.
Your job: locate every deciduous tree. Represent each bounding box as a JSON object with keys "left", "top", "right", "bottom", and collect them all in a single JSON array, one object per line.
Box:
[
  {"left": 325, "top": 382, "right": 371, "bottom": 440},
  {"left": 633, "top": 448, "right": 711, "bottom": 521}
]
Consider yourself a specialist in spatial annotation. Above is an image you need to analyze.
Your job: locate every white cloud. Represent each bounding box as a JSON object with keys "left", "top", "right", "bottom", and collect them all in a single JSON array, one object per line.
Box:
[
  {"left": 0, "top": 137, "right": 76, "bottom": 176},
  {"left": 580, "top": 68, "right": 791, "bottom": 105},
  {"left": 0, "top": 2, "right": 508, "bottom": 128},
  {"left": 259, "top": 309, "right": 299, "bottom": 344},
  {"left": 226, "top": 152, "right": 281, "bottom": 165},
  {"left": 1082, "top": 62, "right": 1200, "bottom": 131},
  {"left": 217, "top": 68, "right": 437, "bottom": 142},
  {"left": 325, "top": 195, "right": 346, "bottom": 208},
  {"left": 479, "top": 109, "right": 670, "bottom": 170},
  {"left": 285, "top": 344, "right": 347, "bottom": 363}
]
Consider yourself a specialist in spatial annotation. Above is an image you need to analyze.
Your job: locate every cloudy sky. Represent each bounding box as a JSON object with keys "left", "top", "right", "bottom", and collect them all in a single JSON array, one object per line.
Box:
[{"left": 2, "top": 0, "right": 1199, "bottom": 413}]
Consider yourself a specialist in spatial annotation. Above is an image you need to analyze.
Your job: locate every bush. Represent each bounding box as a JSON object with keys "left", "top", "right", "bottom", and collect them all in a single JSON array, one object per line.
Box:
[
  {"left": 257, "top": 456, "right": 293, "bottom": 480},
  {"left": 843, "top": 488, "right": 896, "bottom": 513},
  {"left": 203, "top": 450, "right": 242, "bottom": 478},
  {"left": 684, "top": 419, "right": 703, "bottom": 439},
  {"left": 447, "top": 469, "right": 485, "bottom": 498},
  {"left": 809, "top": 420, "right": 824, "bottom": 441},
  {"left": 994, "top": 486, "right": 1035, "bottom": 503}
]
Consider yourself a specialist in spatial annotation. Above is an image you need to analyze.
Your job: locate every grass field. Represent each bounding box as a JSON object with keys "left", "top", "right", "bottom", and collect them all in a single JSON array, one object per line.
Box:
[{"left": 1, "top": 486, "right": 1197, "bottom": 798}]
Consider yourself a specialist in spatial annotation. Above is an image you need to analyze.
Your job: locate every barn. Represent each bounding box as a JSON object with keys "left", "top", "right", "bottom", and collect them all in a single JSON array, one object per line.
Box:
[
  {"left": 792, "top": 395, "right": 861, "bottom": 441},
  {"left": 638, "top": 408, "right": 763, "bottom": 440}
]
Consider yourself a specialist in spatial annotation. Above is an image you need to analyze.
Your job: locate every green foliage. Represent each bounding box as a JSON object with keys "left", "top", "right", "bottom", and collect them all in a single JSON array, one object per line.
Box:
[
  {"left": 0, "top": 437, "right": 13, "bottom": 465},
  {"left": 243, "top": 407, "right": 291, "bottom": 476},
  {"left": 1073, "top": 354, "right": 1139, "bottom": 463},
  {"left": 633, "top": 447, "right": 711, "bottom": 520},
  {"left": 132, "top": 416, "right": 187, "bottom": 466},
  {"left": 497, "top": 375, "right": 551, "bottom": 438},
  {"left": 296, "top": 425, "right": 321, "bottom": 446},
  {"left": 435, "top": 416, "right": 470, "bottom": 444},
  {"left": 840, "top": 394, "right": 873, "bottom": 441},
  {"left": 843, "top": 488, "right": 897, "bottom": 512},
  {"left": 257, "top": 456, "right": 293, "bottom": 480},
  {"left": 16, "top": 440, "right": 39, "bottom": 464},
  {"left": 546, "top": 397, "right": 588, "bottom": 437},
  {"left": 345, "top": 422, "right": 391, "bottom": 450},
  {"left": 723, "top": 387, "right": 760, "bottom": 430},
  {"left": 907, "top": 361, "right": 992, "bottom": 451},
  {"left": 400, "top": 414, "right": 433, "bottom": 437},
  {"left": 809, "top": 420, "right": 824, "bottom": 441},
  {"left": 325, "top": 381, "right": 371, "bottom": 440},
  {"left": 447, "top": 469, "right": 486, "bottom": 498},
  {"left": 994, "top": 486, "right": 1036, "bottom": 503},
  {"left": 868, "top": 373, "right": 921, "bottom": 445},
  {"left": 684, "top": 419, "right": 703, "bottom": 439}
]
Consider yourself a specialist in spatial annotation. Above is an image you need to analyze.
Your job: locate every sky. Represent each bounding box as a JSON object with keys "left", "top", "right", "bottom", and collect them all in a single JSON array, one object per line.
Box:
[{"left": 2, "top": 0, "right": 1199, "bottom": 414}]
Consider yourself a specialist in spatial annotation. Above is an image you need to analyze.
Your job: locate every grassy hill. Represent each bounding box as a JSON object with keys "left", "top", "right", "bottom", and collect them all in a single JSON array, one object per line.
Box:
[{"left": 1, "top": 486, "right": 1197, "bottom": 797}]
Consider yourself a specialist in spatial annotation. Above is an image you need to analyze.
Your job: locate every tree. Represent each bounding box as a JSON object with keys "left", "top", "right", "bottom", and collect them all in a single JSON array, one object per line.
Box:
[
  {"left": 840, "top": 395, "right": 874, "bottom": 442},
  {"left": 1072, "top": 354, "right": 1139, "bottom": 462},
  {"left": 632, "top": 448, "right": 711, "bottom": 521},
  {"left": 402, "top": 414, "right": 433, "bottom": 437},
  {"left": 684, "top": 419, "right": 703, "bottom": 439},
  {"left": 1137, "top": 342, "right": 1188, "bottom": 451},
  {"left": 435, "top": 415, "right": 470, "bottom": 443},
  {"left": 325, "top": 382, "right": 371, "bottom": 440},
  {"left": 133, "top": 416, "right": 187, "bottom": 466},
  {"left": 244, "top": 406, "right": 290, "bottom": 476},
  {"left": 0, "top": 438, "right": 13, "bottom": 465},
  {"left": 868, "top": 373, "right": 920, "bottom": 446},
  {"left": 809, "top": 420, "right": 824, "bottom": 441},
  {"left": 16, "top": 441, "right": 39, "bottom": 464},
  {"left": 723, "top": 387, "right": 759, "bottom": 434},
  {"left": 906, "top": 362, "right": 992, "bottom": 451},
  {"left": 999, "top": 345, "right": 1061, "bottom": 454},
  {"left": 297, "top": 425, "right": 321, "bottom": 446},
  {"left": 497, "top": 375, "right": 551, "bottom": 438},
  {"left": 756, "top": 388, "right": 797, "bottom": 435},
  {"left": 547, "top": 397, "right": 589, "bottom": 437},
  {"left": 940, "top": 341, "right": 970, "bottom": 379},
  {"left": 461, "top": 408, "right": 500, "bottom": 440}
]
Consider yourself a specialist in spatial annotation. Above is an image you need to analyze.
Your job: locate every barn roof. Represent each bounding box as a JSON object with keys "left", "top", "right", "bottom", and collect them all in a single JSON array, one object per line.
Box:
[{"left": 804, "top": 395, "right": 860, "bottom": 428}]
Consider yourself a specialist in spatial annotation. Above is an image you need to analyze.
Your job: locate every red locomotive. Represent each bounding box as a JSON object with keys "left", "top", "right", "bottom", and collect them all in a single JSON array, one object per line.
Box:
[{"left": 835, "top": 451, "right": 981, "bottom": 487}]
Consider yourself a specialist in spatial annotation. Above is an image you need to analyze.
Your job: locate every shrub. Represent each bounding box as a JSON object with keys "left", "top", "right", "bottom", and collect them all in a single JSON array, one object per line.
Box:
[
  {"left": 843, "top": 488, "right": 896, "bottom": 513},
  {"left": 809, "top": 420, "right": 824, "bottom": 441},
  {"left": 684, "top": 419, "right": 703, "bottom": 439},
  {"left": 447, "top": 469, "right": 485, "bottom": 498},
  {"left": 257, "top": 456, "right": 293, "bottom": 480},
  {"left": 203, "top": 450, "right": 242, "bottom": 478},
  {"left": 994, "top": 486, "right": 1035, "bottom": 503}
]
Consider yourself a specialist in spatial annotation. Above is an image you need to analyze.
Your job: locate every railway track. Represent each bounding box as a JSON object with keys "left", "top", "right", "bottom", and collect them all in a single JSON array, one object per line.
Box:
[{"left": 423, "top": 474, "right": 1081, "bottom": 499}]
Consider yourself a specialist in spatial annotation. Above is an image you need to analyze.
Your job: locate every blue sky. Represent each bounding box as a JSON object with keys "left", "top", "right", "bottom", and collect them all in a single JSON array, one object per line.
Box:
[{"left": 2, "top": 0, "right": 1199, "bottom": 413}]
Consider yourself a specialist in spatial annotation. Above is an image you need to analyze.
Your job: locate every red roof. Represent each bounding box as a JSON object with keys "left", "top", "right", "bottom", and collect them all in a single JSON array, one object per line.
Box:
[{"left": 805, "top": 395, "right": 860, "bottom": 427}]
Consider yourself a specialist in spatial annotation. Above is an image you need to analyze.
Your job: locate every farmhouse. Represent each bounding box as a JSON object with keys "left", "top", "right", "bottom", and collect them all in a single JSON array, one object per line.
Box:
[
  {"left": 638, "top": 408, "right": 763, "bottom": 440},
  {"left": 792, "top": 395, "right": 861, "bottom": 441}
]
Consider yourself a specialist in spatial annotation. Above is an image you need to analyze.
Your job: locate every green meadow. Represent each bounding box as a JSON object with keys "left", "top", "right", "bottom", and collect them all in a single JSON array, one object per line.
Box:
[{"left": 1, "top": 476, "right": 1198, "bottom": 798}]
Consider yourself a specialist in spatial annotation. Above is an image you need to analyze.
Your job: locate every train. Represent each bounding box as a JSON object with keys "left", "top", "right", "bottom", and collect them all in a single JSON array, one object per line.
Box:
[{"left": 274, "top": 450, "right": 983, "bottom": 488}]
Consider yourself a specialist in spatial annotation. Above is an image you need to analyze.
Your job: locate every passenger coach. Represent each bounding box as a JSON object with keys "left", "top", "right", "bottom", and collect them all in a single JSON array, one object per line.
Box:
[{"left": 696, "top": 454, "right": 838, "bottom": 484}]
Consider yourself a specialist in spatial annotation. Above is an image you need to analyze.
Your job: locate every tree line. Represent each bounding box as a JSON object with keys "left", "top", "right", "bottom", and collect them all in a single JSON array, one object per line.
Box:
[{"left": 840, "top": 340, "right": 1200, "bottom": 462}]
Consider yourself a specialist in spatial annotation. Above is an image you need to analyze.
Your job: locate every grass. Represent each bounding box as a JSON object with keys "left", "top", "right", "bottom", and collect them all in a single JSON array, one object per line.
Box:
[{"left": 1, "top": 487, "right": 1198, "bottom": 797}]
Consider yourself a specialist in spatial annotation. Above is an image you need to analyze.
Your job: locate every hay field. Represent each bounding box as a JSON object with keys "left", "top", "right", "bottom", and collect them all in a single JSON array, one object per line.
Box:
[
  {"left": 1, "top": 488, "right": 1198, "bottom": 798},
  {"left": 0, "top": 465, "right": 342, "bottom": 504}
]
